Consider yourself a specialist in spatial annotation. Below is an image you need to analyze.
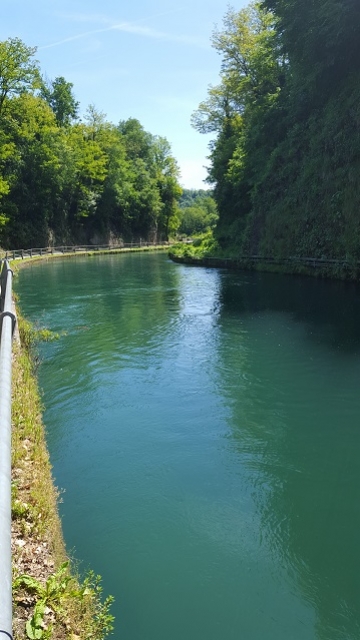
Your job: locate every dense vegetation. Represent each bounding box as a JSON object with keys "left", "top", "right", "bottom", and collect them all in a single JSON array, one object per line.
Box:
[
  {"left": 0, "top": 39, "right": 182, "bottom": 249},
  {"left": 193, "top": 0, "right": 360, "bottom": 261},
  {"left": 177, "top": 189, "right": 218, "bottom": 236}
]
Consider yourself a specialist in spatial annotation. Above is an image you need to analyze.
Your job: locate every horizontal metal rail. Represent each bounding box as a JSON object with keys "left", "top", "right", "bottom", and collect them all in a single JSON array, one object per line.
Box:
[
  {"left": 1, "top": 242, "right": 358, "bottom": 271},
  {"left": 170, "top": 252, "right": 360, "bottom": 271},
  {"left": 2, "top": 241, "right": 171, "bottom": 261},
  {"left": 0, "top": 260, "right": 15, "bottom": 640}
]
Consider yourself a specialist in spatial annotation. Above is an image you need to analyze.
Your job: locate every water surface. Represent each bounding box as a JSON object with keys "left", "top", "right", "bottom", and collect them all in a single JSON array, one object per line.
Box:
[{"left": 16, "top": 253, "right": 360, "bottom": 640}]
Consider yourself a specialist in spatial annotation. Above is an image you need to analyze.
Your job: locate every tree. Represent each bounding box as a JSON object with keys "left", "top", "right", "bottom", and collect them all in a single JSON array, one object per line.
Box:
[
  {"left": 153, "top": 136, "right": 182, "bottom": 239},
  {"left": 178, "top": 194, "right": 218, "bottom": 236},
  {"left": 192, "top": 2, "right": 285, "bottom": 246},
  {"left": 0, "top": 38, "right": 40, "bottom": 116},
  {"left": 66, "top": 122, "right": 108, "bottom": 225},
  {"left": 118, "top": 118, "right": 153, "bottom": 162},
  {"left": 84, "top": 104, "right": 107, "bottom": 139},
  {"left": 0, "top": 94, "right": 71, "bottom": 247},
  {"left": 0, "top": 39, "right": 183, "bottom": 247},
  {"left": 41, "top": 76, "right": 79, "bottom": 126}
]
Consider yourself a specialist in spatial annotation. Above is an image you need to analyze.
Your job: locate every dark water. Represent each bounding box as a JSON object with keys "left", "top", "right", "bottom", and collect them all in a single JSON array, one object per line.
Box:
[{"left": 16, "top": 253, "right": 360, "bottom": 640}]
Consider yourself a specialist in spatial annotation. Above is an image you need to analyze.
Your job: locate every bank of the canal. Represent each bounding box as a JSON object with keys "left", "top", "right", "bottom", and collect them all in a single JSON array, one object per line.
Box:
[
  {"left": 10, "top": 246, "right": 170, "bottom": 639},
  {"left": 15, "top": 251, "right": 360, "bottom": 640},
  {"left": 169, "top": 247, "right": 360, "bottom": 281},
  {"left": 11, "top": 312, "right": 115, "bottom": 640}
]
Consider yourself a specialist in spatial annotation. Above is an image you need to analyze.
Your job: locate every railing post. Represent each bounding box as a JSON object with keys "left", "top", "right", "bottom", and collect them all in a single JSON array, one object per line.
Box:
[{"left": 0, "top": 260, "right": 15, "bottom": 640}]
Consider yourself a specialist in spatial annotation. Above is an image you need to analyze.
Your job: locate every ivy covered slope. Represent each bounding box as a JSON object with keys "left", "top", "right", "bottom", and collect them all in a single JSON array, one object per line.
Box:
[
  {"left": 0, "top": 38, "right": 182, "bottom": 249},
  {"left": 193, "top": 0, "right": 360, "bottom": 262}
]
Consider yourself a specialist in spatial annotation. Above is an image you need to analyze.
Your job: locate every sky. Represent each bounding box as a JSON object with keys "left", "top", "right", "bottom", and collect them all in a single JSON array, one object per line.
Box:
[{"left": 1, "top": 0, "right": 247, "bottom": 190}]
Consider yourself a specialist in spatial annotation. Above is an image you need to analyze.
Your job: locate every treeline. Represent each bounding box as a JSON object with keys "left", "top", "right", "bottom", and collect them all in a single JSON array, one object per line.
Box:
[
  {"left": 178, "top": 189, "right": 218, "bottom": 236},
  {"left": 193, "top": 0, "right": 360, "bottom": 260},
  {"left": 0, "top": 39, "right": 182, "bottom": 249}
]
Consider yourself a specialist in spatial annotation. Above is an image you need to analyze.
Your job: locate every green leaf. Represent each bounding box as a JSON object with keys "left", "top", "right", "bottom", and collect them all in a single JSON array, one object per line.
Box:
[
  {"left": 13, "top": 574, "right": 43, "bottom": 596},
  {"left": 25, "top": 601, "right": 45, "bottom": 639}
]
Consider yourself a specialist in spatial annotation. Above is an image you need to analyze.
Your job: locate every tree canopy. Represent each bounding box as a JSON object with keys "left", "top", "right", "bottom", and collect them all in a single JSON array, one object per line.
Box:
[
  {"left": 0, "top": 38, "right": 182, "bottom": 248},
  {"left": 193, "top": 0, "right": 360, "bottom": 262}
]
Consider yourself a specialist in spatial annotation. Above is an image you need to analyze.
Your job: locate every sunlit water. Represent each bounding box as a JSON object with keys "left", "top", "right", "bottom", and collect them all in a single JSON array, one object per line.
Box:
[{"left": 16, "top": 253, "right": 360, "bottom": 640}]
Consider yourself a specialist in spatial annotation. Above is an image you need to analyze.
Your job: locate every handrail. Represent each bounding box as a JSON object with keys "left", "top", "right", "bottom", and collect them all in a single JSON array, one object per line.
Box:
[
  {"left": 2, "top": 241, "right": 171, "bottom": 261},
  {"left": 1, "top": 243, "right": 357, "bottom": 270},
  {"left": 169, "top": 252, "right": 359, "bottom": 270},
  {"left": 0, "top": 260, "right": 16, "bottom": 640}
]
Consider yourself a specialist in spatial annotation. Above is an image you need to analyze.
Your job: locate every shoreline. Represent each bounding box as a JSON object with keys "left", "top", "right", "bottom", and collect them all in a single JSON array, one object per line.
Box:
[
  {"left": 168, "top": 252, "right": 360, "bottom": 282},
  {"left": 11, "top": 243, "right": 171, "bottom": 638},
  {"left": 11, "top": 274, "right": 117, "bottom": 638}
]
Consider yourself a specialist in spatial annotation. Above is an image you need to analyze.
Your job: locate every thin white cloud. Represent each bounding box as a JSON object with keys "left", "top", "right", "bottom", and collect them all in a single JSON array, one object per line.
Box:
[
  {"left": 39, "top": 10, "right": 209, "bottom": 51},
  {"left": 39, "top": 26, "right": 115, "bottom": 50},
  {"left": 112, "top": 22, "right": 208, "bottom": 48}
]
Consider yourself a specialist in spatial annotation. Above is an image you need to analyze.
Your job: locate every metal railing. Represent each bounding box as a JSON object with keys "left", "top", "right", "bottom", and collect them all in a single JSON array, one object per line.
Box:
[
  {"left": 2, "top": 241, "right": 170, "bottom": 261},
  {"left": 0, "top": 260, "right": 15, "bottom": 640},
  {"left": 169, "top": 252, "right": 360, "bottom": 271},
  {"left": 0, "top": 242, "right": 171, "bottom": 636}
]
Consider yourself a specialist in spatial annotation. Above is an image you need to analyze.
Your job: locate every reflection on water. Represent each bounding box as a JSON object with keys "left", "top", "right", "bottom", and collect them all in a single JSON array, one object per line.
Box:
[
  {"left": 16, "top": 255, "right": 360, "bottom": 640},
  {"left": 217, "top": 272, "right": 360, "bottom": 640}
]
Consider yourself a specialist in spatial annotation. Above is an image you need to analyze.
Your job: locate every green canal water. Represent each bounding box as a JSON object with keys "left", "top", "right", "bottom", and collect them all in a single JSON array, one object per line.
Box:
[{"left": 16, "top": 252, "right": 360, "bottom": 640}]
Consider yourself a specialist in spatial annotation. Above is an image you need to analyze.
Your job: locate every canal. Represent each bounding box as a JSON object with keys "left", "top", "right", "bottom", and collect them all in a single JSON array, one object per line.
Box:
[{"left": 16, "top": 252, "right": 360, "bottom": 640}]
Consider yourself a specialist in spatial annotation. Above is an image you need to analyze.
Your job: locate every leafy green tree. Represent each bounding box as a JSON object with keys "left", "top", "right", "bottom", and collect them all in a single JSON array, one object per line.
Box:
[
  {"left": 0, "top": 40, "right": 182, "bottom": 248},
  {"left": 153, "top": 136, "right": 182, "bottom": 239},
  {"left": 118, "top": 118, "right": 154, "bottom": 162},
  {"left": 178, "top": 194, "right": 218, "bottom": 236},
  {"left": 179, "top": 189, "right": 210, "bottom": 208},
  {"left": 41, "top": 76, "right": 79, "bottom": 126},
  {"left": 192, "top": 2, "right": 283, "bottom": 246},
  {"left": 84, "top": 104, "right": 108, "bottom": 140},
  {"left": 0, "top": 38, "right": 40, "bottom": 116},
  {"left": 66, "top": 122, "right": 108, "bottom": 227},
  {"left": 192, "top": 0, "right": 360, "bottom": 264},
  {"left": 0, "top": 94, "right": 70, "bottom": 247}
]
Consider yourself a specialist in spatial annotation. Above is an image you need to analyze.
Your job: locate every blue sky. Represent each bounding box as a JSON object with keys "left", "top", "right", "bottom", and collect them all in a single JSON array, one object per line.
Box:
[{"left": 2, "top": 0, "right": 247, "bottom": 189}]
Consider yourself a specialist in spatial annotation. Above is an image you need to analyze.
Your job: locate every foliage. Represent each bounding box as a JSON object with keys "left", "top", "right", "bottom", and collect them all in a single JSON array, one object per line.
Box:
[
  {"left": 0, "top": 38, "right": 40, "bottom": 116},
  {"left": 40, "top": 76, "right": 79, "bottom": 126},
  {"left": 14, "top": 562, "right": 73, "bottom": 639},
  {"left": 14, "top": 563, "right": 114, "bottom": 640},
  {"left": 193, "top": 0, "right": 360, "bottom": 266},
  {"left": 0, "top": 38, "right": 182, "bottom": 249},
  {"left": 171, "top": 231, "right": 219, "bottom": 259},
  {"left": 178, "top": 189, "right": 210, "bottom": 208},
  {"left": 178, "top": 193, "right": 218, "bottom": 236}
]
